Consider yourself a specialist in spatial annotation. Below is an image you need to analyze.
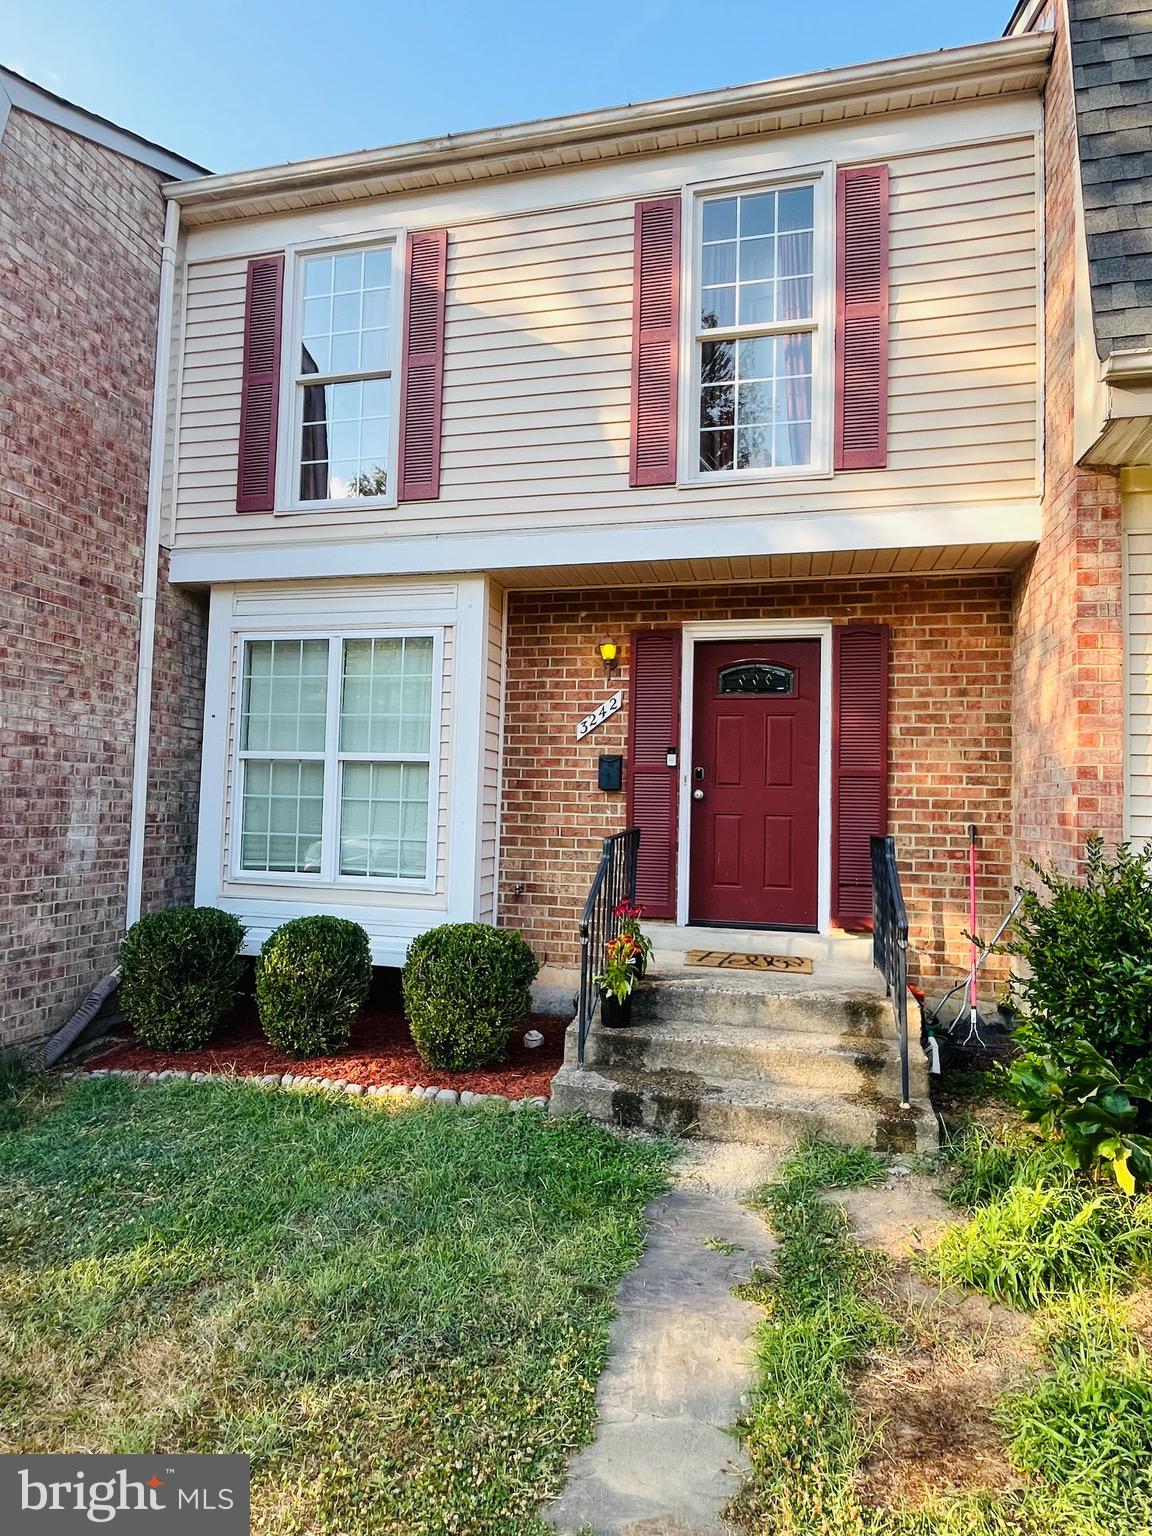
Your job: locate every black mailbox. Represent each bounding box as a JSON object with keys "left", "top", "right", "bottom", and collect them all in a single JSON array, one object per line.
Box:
[{"left": 598, "top": 754, "right": 624, "bottom": 792}]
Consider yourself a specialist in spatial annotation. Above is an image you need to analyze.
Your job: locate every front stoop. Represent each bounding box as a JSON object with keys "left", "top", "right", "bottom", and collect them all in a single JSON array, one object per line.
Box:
[{"left": 550, "top": 968, "right": 937, "bottom": 1153}]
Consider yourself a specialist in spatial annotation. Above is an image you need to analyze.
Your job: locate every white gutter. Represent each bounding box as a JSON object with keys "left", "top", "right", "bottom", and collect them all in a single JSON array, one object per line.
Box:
[{"left": 125, "top": 197, "right": 180, "bottom": 929}]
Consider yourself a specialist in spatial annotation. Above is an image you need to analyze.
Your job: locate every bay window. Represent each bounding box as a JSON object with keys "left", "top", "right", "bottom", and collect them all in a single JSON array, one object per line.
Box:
[
  {"left": 694, "top": 182, "right": 819, "bottom": 475},
  {"left": 236, "top": 633, "right": 438, "bottom": 884}
]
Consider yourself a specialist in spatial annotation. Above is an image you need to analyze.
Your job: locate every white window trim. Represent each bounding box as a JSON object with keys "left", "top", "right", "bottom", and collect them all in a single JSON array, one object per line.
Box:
[
  {"left": 675, "top": 619, "right": 834, "bottom": 933},
  {"left": 677, "top": 164, "right": 836, "bottom": 488},
  {"left": 228, "top": 626, "right": 443, "bottom": 894},
  {"left": 275, "top": 227, "right": 406, "bottom": 515}
]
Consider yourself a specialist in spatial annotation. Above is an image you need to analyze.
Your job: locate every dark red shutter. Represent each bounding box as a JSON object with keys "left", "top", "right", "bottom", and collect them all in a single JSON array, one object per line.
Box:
[
  {"left": 835, "top": 166, "right": 889, "bottom": 471},
  {"left": 832, "top": 624, "right": 890, "bottom": 930},
  {"left": 236, "top": 254, "right": 284, "bottom": 512},
  {"left": 629, "top": 198, "right": 681, "bottom": 487},
  {"left": 626, "top": 629, "right": 681, "bottom": 919},
  {"left": 399, "top": 229, "right": 448, "bottom": 501}
]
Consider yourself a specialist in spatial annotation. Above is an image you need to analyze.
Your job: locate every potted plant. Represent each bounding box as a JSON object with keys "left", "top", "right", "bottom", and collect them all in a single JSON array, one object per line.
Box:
[
  {"left": 613, "top": 900, "right": 654, "bottom": 978},
  {"left": 594, "top": 904, "right": 653, "bottom": 1029}
]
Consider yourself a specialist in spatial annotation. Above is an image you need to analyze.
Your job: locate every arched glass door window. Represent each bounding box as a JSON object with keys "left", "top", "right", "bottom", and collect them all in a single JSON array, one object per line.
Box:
[{"left": 717, "top": 661, "right": 795, "bottom": 695}]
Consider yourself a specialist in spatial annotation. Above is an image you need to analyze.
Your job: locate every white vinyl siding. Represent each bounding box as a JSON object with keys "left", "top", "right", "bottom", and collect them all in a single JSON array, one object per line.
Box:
[{"left": 171, "top": 127, "right": 1039, "bottom": 548}]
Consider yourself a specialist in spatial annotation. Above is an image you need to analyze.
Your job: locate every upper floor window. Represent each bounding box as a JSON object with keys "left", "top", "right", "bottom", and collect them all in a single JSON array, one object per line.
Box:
[
  {"left": 295, "top": 245, "right": 395, "bottom": 503},
  {"left": 694, "top": 183, "right": 817, "bottom": 476}
]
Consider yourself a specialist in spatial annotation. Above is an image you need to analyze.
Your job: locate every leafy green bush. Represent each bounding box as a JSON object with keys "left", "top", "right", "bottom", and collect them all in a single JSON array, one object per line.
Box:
[
  {"left": 119, "top": 907, "right": 245, "bottom": 1050},
  {"left": 1009, "top": 1042, "right": 1152, "bottom": 1194},
  {"left": 1008, "top": 836, "right": 1152, "bottom": 1069},
  {"left": 403, "top": 924, "right": 539, "bottom": 1072},
  {"left": 256, "top": 916, "right": 371, "bottom": 1058},
  {"left": 1002, "top": 838, "right": 1152, "bottom": 1191}
]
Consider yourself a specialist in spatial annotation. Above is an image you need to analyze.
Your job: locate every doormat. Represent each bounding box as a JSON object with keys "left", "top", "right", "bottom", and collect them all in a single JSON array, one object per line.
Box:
[{"left": 683, "top": 950, "right": 814, "bottom": 974}]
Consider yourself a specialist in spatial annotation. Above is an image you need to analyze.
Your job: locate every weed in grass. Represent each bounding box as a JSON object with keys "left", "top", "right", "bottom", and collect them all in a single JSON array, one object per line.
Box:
[
  {"left": 731, "top": 1139, "right": 895, "bottom": 1534},
  {"left": 941, "top": 1124, "right": 1068, "bottom": 1210},
  {"left": 997, "top": 1362, "right": 1152, "bottom": 1526},
  {"left": 934, "top": 1127, "right": 1152, "bottom": 1310},
  {"left": 0, "top": 1079, "right": 671, "bottom": 1534},
  {"left": 704, "top": 1236, "right": 742, "bottom": 1255},
  {"left": 0, "top": 1050, "right": 57, "bottom": 1133},
  {"left": 1040, "top": 1284, "right": 1138, "bottom": 1371}
]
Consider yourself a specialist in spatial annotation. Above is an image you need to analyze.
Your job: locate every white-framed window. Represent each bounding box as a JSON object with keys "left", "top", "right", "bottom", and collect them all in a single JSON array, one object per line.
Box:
[
  {"left": 285, "top": 239, "right": 399, "bottom": 509},
  {"left": 233, "top": 631, "right": 440, "bottom": 888},
  {"left": 688, "top": 177, "right": 829, "bottom": 480}
]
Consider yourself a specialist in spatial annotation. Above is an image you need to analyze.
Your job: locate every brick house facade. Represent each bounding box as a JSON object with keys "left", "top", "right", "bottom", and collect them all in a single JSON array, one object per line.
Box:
[
  {"left": 157, "top": 32, "right": 1053, "bottom": 993},
  {"left": 8, "top": 4, "right": 1152, "bottom": 1041},
  {"left": 500, "top": 578, "right": 1013, "bottom": 983},
  {"left": 0, "top": 75, "right": 205, "bottom": 1047},
  {"left": 1011, "top": 0, "right": 1126, "bottom": 883}
]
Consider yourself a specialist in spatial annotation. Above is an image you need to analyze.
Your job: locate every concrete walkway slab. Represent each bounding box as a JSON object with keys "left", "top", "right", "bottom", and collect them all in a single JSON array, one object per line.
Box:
[{"left": 548, "top": 1174, "right": 777, "bottom": 1536}]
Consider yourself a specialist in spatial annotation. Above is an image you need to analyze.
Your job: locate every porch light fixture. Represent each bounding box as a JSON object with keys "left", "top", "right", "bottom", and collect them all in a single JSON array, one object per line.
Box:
[{"left": 598, "top": 640, "right": 619, "bottom": 676}]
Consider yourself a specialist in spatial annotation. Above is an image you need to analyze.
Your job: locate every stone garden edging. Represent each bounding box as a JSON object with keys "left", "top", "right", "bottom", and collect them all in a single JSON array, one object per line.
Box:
[{"left": 66, "top": 1067, "right": 549, "bottom": 1111}]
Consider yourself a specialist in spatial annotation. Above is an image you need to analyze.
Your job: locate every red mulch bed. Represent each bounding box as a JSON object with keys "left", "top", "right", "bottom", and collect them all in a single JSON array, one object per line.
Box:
[{"left": 84, "top": 1003, "right": 566, "bottom": 1099}]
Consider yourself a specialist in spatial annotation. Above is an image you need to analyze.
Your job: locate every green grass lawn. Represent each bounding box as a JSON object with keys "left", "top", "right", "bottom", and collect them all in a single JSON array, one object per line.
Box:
[
  {"left": 0, "top": 1073, "right": 669, "bottom": 1535},
  {"left": 732, "top": 1133, "right": 1152, "bottom": 1536}
]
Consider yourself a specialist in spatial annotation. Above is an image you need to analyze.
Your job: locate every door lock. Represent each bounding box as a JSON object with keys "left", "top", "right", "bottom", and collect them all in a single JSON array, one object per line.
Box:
[{"left": 693, "top": 788, "right": 704, "bottom": 800}]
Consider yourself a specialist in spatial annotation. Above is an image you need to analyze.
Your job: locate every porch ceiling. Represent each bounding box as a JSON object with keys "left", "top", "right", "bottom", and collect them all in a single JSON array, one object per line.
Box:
[{"left": 492, "top": 540, "right": 1038, "bottom": 590}]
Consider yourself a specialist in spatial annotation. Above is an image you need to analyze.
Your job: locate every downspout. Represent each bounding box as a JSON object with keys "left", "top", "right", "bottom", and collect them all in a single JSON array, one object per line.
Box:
[{"left": 125, "top": 196, "right": 181, "bottom": 929}]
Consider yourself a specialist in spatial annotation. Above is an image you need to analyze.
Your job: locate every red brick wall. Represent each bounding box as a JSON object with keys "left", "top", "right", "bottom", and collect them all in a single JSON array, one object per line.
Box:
[
  {"left": 0, "top": 108, "right": 206, "bottom": 1049},
  {"left": 499, "top": 576, "right": 1013, "bottom": 982},
  {"left": 1011, "top": 2, "right": 1124, "bottom": 880}
]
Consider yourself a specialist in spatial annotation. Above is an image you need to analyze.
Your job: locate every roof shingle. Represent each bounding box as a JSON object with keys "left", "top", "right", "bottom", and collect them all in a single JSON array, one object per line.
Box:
[{"left": 1070, "top": 0, "right": 1152, "bottom": 356}]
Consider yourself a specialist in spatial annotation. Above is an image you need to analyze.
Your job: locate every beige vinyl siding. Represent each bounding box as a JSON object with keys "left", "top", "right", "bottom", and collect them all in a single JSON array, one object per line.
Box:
[
  {"left": 1127, "top": 532, "right": 1152, "bottom": 841},
  {"left": 477, "top": 582, "right": 505, "bottom": 922},
  {"left": 171, "top": 133, "right": 1039, "bottom": 548},
  {"left": 158, "top": 254, "right": 187, "bottom": 545},
  {"left": 177, "top": 255, "right": 246, "bottom": 520}
]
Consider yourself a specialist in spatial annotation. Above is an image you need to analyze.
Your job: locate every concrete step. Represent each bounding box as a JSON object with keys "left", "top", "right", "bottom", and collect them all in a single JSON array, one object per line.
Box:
[
  {"left": 630, "top": 974, "right": 891, "bottom": 1036},
  {"left": 550, "top": 1061, "right": 936, "bottom": 1153},
  {"left": 581, "top": 1015, "right": 910, "bottom": 1099},
  {"left": 645, "top": 923, "right": 874, "bottom": 967}
]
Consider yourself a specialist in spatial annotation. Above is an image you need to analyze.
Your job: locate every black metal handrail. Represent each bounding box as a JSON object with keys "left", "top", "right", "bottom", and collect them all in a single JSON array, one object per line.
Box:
[
  {"left": 870, "top": 834, "right": 911, "bottom": 1109},
  {"left": 576, "top": 827, "right": 641, "bottom": 1069}
]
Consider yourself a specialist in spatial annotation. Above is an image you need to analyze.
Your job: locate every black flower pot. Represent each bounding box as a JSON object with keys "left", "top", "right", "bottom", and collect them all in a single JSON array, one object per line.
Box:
[{"left": 599, "top": 991, "right": 634, "bottom": 1029}]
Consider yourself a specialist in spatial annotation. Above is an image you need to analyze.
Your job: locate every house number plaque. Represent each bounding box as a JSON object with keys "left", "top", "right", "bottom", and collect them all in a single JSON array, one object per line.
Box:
[{"left": 576, "top": 690, "right": 623, "bottom": 741}]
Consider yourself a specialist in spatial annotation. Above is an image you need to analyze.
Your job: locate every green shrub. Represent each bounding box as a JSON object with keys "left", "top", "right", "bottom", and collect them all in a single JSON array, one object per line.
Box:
[
  {"left": 1009, "top": 1041, "right": 1152, "bottom": 1193},
  {"left": 256, "top": 916, "right": 371, "bottom": 1058},
  {"left": 119, "top": 907, "right": 245, "bottom": 1050},
  {"left": 1008, "top": 836, "right": 1152, "bottom": 1069},
  {"left": 1002, "top": 839, "right": 1152, "bottom": 1192},
  {"left": 403, "top": 924, "right": 539, "bottom": 1072}
]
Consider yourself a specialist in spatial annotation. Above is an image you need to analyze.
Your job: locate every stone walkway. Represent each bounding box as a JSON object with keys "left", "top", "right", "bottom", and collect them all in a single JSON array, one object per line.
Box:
[{"left": 548, "top": 1145, "right": 780, "bottom": 1536}]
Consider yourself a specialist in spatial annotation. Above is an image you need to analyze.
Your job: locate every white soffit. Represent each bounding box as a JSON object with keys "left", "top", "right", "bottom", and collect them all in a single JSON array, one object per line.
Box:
[{"left": 167, "top": 34, "right": 1052, "bottom": 227}]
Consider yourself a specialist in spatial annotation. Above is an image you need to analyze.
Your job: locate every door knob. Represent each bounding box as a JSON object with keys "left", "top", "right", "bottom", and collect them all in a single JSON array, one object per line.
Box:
[{"left": 693, "top": 788, "right": 704, "bottom": 800}]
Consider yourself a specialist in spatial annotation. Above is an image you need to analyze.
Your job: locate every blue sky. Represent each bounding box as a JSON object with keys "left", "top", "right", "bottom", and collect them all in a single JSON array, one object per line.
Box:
[{"left": 7, "top": 0, "right": 1011, "bottom": 174}]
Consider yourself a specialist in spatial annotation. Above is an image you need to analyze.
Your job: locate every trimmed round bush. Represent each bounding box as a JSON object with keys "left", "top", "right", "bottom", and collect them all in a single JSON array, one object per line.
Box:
[
  {"left": 403, "top": 923, "right": 539, "bottom": 1073},
  {"left": 119, "top": 906, "right": 245, "bottom": 1050},
  {"left": 256, "top": 916, "right": 372, "bottom": 1058}
]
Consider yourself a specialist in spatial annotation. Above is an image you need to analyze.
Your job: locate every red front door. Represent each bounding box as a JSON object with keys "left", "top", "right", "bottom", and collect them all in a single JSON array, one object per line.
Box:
[{"left": 689, "top": 639, "right": 821, "bottom": 928}]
